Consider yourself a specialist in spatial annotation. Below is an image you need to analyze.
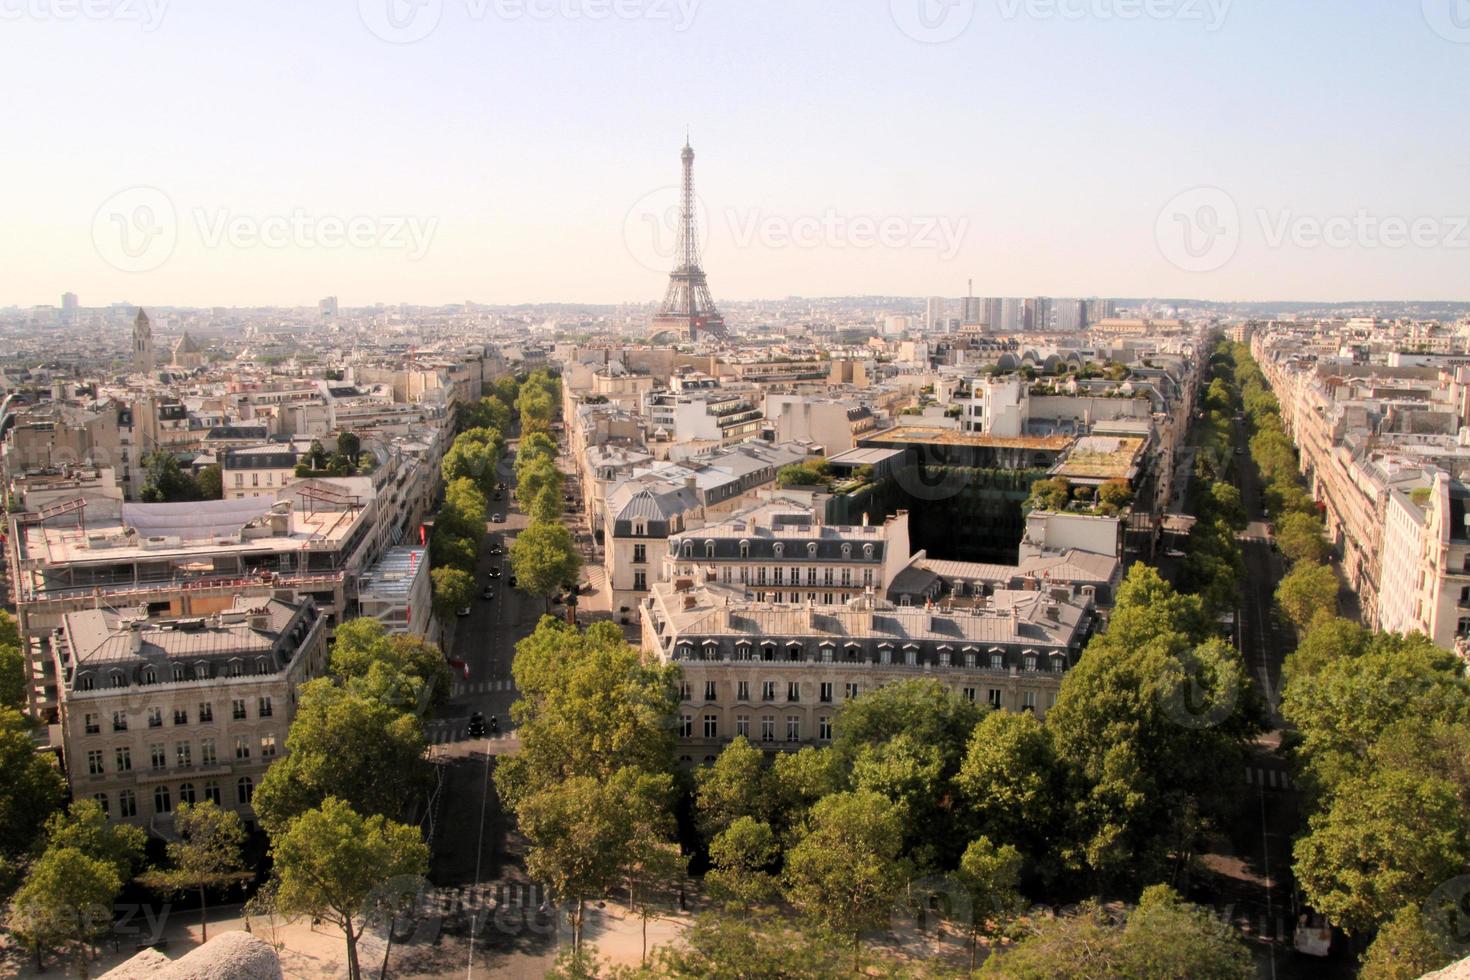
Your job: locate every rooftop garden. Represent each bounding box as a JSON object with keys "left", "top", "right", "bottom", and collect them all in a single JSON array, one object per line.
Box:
[{"left": 1026, "top": 476, "right": 1134, "bottom": 517}]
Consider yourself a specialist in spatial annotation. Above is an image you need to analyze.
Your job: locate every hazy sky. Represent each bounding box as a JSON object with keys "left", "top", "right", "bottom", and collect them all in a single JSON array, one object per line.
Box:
[{"left": 5, "top": 0, "right": 1470, "bottom": 308}]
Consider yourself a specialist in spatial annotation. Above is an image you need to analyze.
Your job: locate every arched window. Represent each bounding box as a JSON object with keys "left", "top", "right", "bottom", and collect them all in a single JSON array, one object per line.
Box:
[
  {"left": 237, "top": 776, "right": 254, "bottom": 805},
  {"left": 773, "top": 542, "right": 784, "bottom": 558},
  {"left": 705, "top": 540, "right": 715, "bottom": 558},
  {"left": 178, "top": 783, "right": 196, "bottom": 805},
  {"left": 863, "top": 544, "right": 874, "bottom": 559},
  {"left": 807, "top": 541, "right": 818, "bottom": 557},
  {"left": 841, "top": 543, "right": 852, "bottom": 558},
  {"left": 682, "top": 540, "right": 693, "bottom": 557},
  {"left": 153, "top": 785, "right": 172, "bottom": 815},
  {"left": 739, "top": 540, "right": 750, "bottom": 559}
]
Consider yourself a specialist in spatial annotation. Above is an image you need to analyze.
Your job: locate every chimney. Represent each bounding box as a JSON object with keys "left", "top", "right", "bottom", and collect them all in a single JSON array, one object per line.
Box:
[{"left": 862, "top": 512, "right": 869, "bottom": 527}]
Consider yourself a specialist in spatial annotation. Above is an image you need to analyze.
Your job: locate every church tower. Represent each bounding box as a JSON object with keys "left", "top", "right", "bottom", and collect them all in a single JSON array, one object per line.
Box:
[{"left": 133, "top": 308, "right": 155, "bottom": 373}]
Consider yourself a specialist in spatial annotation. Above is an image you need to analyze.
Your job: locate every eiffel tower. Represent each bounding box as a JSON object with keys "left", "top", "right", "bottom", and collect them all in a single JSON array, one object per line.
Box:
[{"left": 651, "top": 139, "right": 728, "bottom": 342}]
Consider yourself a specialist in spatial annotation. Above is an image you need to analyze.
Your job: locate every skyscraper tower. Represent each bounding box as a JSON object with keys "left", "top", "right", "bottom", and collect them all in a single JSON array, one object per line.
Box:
[
  {"left": 651, "top": 139, "right": 727, "bottom": 342},
  {"left": 132, "top": 308, "right": 155, "bottom": 373}
]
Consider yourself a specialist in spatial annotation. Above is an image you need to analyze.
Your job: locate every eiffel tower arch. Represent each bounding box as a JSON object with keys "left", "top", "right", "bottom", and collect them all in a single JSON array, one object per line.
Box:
[{"left": 649, "top": 140, "right": 728, "bottom": 343}]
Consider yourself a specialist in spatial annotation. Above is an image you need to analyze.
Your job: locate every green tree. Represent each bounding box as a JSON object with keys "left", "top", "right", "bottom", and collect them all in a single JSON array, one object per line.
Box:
[
  {"left": 1360, "top": 903, "right": 1456, "bottom": 980},
  {"left": 441, "top": 439, "right": 499, "bottom": 495},
  {"left": 1276, "top": 511, "right": 1329, "bottom": 564},
  {"left": 1046, "top": 565, "right": 1257, "bottom": 887},
  {"left": 519, "top": 769, "right": 673, "bottom": 949},
  {"left": 956, "top": 710, "right": 1060, "bottom": 854},
  {"left": 1207, "top": 481, "right": 1247, "bottom": 531},
  {"left": 252, "top": 680, "right": 427, "bottom": 834},
  {"left": 42, "top": 799, "right": 145, "bottom": 883},
  {"left": 706, "top": 817, "right": 781, "bottom": 908},
  {"left": 270, "top": 797, "right": 428, "bottom": 980},
  {"left": 834, "top": 677, "right": 982, "bottom": 778},
  {"left": 0, "top": 642, "right": 25, "bottom": 711},
  {"left": 649, "top": 911, "right": 850, "bottom": 979},
  {"left": 430, "top": 526, "right": 478, "bottom": 574},
  {"left": 1096, "top": 479, "right": 1134, "bottom": 514},
  {"left": 1294, "top": 768, "right": 1470, "bottom": 933},
  {"left": 136, "top": 800, "right": 250, "bottom": 942},
  {"left": 194, "top": 463, "right": 223, "bottom": 501},
  {"left": 769, "top": 746, "right": 845, "bottom": 837},
  {"left": 509, "top": 521, "right": 581, "bottom": 610},
  {"left": 139, "top": 452, "right": 200, "bottom": 503},
  {"left": 330, "top": 619, "right": 452, "bottom": 710},
  {"left": 516, "top": 456, "right": 563, "bottom": 506},
  {"left": 7, "top": 846, "right": 121, "bottom": 975},
  {"left": 956, "top": 836, "right": 1024, "bottom": 972},
  {"left": 0, "top": 710, "right": 66, "bottom": 871},
  {"left": 431, "top": 566, "right": 476, "bottom": 621},
  {"left": 982, "top": 887, "right": 1251, "bottom": 979},
  {"left": 529, "top": 483, "right": 563, "bottom": 525},
  {"left": 695, "top": 736, "right": 771, "bottom": 841},
  {"left": 782, "top": 790, "right": 908, "bottom": 971},
  {"left": 337, "top": 431, "right": 361, "bottom": 461},
  {"left": 849, "top": 733, "right": 946, "bottom": 867},
  {"left": 496, "top": 619, "right": 678, "bottom": 810}
]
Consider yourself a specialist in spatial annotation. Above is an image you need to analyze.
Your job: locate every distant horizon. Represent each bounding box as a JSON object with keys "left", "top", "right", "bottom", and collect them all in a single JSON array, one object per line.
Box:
[{"left": 6, "top": 5, "right": 1469, "bottom": 308}]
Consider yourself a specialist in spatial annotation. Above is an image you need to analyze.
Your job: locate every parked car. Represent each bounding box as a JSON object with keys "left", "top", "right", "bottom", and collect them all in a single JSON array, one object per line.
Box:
[
  {"left": 508, "top": 574, "right": 518, "bottom": 589},
  {"left": 456, "top": 606, "right": 471, "bottom": 617},
  {"left": 491, "top": 514, "right": 505, "bottom": 523}
]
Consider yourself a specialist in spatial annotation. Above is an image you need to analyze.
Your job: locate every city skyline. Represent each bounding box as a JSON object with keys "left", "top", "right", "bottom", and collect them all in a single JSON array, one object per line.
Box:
[{"left": 4, "top": 2, "right": 1470, "bottom": 307}]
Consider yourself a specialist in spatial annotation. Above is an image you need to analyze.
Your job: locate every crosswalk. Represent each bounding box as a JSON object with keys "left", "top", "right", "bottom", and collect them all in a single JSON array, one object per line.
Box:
[
  {"left": 1244, "top": 766, "right": 1292, "bottom": 790},
  {"left": 451, "top": 679, "right": 517, "bottom": 697},
  {"left": 423, "top": 721, "right": 515, "bottom": 746}
]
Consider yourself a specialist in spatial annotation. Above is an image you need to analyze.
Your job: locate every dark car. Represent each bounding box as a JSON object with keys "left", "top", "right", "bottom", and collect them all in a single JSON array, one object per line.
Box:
[
  {"left": 467, "top": 712, "right": 486, "bottom": 738},
  {"left": 488, "top": 566, "right": 502, "bottom": 579},
  {"left": 491, "top": 513, "right": 505, "bottom": 523},
  {"left": 489, "top": 543, "right": 504, "bottom": 556},
  {"left": 481, "top": 586, "right": 495, "bottom": 600},
  {"left": 508, "top": 574, "right": 517, "bottom": 589}
]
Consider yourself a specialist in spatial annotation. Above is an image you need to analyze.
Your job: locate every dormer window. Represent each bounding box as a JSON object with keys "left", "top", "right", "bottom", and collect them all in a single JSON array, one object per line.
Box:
[
  {"left": 172, "top": 664, "right": 185, "bottom": 682},
  {"left": 841, "top": 543, "right": 852, "bottom": 558},
  {"left": 740, "top": 540, "right": 751, "bottom": 559},
  {"left": 77, "top": 673, "right": 94, "bottom": 691},
  {"left": 110, "top": 670, "right": 126, "bottom": 689},
  {"left": 682, "top": 541, "right": 693, "bottom": 558},
  {"left": 863, "top": 544, "right": 874, "bottom": 559},
  {"left": 140, "top": 666, "right": 156, "bottom": 685},
  {"left": 705, "top": 540, "right": 715, "bottom": 558},
  {"left": 773, "top": 542, "right": 784, "bottom": 558},
  {"left": 807, "top": 542, "right": 818, "bottom": 557},
  {"left": 634, "top": 521, "right": 646, "bottom": 536}
]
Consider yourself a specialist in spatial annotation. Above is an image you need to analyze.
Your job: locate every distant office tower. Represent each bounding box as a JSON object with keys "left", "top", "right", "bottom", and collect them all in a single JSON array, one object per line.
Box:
[
  {"left": 999, "top": 298, "right": 1026, "bottom": 332},
  {"left": 319, "top": 296, "right": 339, "bottom": 317},
  {"left": 1029, "top": 297, "right": 1052, "bottom": 333},
  {"left": 1054, "top": 299, "right": 1087, "bottom": 332},
  {"left": 961, "top": 297, "right": 982, "bottom": 324},
  {"left": 1086, "top": 298, "right": 1115, "bottom": 325},
  {"left": 62, "top": 292, "right": 78, "bottom": 323},
  {"left": 883, "top": 315, "right": 912, "bottom": 336},
  {"left": 651, "top": 139, "right": 727, "bottom": 342},
  {"left": 133, "top": 308, "right": 155, "bottom": 373},
  {"left": 925, "top": 296, "right": 947, "bottom": 331}
]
